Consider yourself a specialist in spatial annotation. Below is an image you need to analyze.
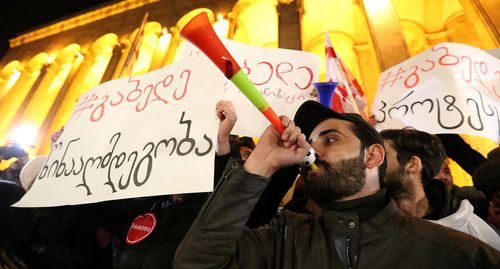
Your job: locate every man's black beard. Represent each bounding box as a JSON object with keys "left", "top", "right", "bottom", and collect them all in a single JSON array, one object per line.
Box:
[
  {"left": 384, "top": 165, "right": 412, "bottom": 202},
  {"left": 303, "top": 153, "right": 366, "bottom": 205}
]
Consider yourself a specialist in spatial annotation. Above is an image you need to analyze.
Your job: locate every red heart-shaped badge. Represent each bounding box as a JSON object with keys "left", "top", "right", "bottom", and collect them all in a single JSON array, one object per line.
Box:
[{"left": 126, "top": 213, "right": 157, "bottom": 245}]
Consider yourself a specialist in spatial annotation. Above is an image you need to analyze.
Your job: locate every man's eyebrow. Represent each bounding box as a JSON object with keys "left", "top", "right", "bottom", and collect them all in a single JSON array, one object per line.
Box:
[
  {"left": 318, "top": 129, "right": 345, "bottom": 138},
  {"left": 309, "top": 129, "right": 345, "bottom": 143}
]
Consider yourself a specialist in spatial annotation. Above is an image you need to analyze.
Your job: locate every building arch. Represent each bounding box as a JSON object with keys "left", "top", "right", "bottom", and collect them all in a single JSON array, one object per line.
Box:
[
  {"left": 232, "top": 0, "right": 277, "bottom": 48},
  {"left": 399, "top": 19, "right": 428, "bottom": 56},
  {"left": 301, "top": 0, "right": 382, "bottom": 105},
  {"left": 445, "top": 12, "right": 482, "bottom": 48}
]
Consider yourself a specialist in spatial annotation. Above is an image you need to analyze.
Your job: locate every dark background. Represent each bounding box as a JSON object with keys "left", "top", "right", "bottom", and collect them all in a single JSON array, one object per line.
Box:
[{"left": 0, "top": 0, "right": 114, "bottom": 59}]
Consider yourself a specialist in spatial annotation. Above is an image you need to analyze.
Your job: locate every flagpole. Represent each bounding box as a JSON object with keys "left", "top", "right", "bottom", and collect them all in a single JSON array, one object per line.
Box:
[{"left": 119, "top": 12, "right": 149, "bottom": 78}]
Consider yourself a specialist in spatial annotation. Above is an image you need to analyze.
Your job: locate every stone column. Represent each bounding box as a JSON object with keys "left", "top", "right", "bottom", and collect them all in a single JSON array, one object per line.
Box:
[
  {"left": 459, "top": 0, "right": 499, "bottom": 48},
  {"left": 278, "top": 0, "right": 302, "bottom": 50},
  {"left": 359, "top": 0, "right": 410, "bottom": 70}
]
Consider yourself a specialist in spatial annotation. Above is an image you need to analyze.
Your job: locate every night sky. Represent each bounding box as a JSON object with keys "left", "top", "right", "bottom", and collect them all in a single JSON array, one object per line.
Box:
[{"left": 0, "top": 0, "right": 114, "bottom": 59}]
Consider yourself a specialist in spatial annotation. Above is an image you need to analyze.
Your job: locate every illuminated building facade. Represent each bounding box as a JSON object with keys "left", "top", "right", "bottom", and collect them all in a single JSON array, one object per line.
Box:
[{"left": 0, "top": 0, "right": 498, "bottom": 185}]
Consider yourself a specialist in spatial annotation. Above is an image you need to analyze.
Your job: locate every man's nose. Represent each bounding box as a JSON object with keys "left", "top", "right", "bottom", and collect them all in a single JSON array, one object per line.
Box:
[{"left": 310, "top": 142, "right": 323, "bottom": 159}]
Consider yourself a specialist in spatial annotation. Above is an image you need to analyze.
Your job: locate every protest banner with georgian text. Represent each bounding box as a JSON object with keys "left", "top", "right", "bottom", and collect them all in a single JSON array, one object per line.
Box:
[
  {"left": 15, "top": 41, "right": 320, "bottom": 207},
  {"left": 183, "top": 39, "right": 320, "bottom": 138},
  {"left": 15, "top": 59, "right": 224, "bottom": 207},
  {"left": 371, "top": 43, "right": 500, "bottom": 142}
]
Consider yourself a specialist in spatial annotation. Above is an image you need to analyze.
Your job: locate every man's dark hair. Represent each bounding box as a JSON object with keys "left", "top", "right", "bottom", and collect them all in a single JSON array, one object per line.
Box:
[
  {"left": 473, "top": 159, "right": 500, "bottom": 198},
  {"left": 487, "top": 146, "right": 500, "bottom": 161},
  {"left": 293, "top": 100, "right": 387, "bottom": 184},
  {"left": 238, "top": 137, "right": 255, "bottom": 150},
  {"left": 229, "top": 136, "right": 256, "bottom": 159},
  {"left": 380, "top": 128, "right": 445, "bottom": 184}
]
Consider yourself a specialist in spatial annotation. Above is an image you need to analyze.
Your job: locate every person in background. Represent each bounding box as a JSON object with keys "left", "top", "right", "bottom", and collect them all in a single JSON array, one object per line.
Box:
[
  {"left": 435, "top": 157, "right": 487, "bottom": 217},
  {"left": 369, "top": 120, "right": 492, "bottom": 218},
  {"left": 381, "top": 128, "right": 448, "bottom": 217},
  {"left": 435, "top": 158, "right": 454, "bottom": 191},
  {"left": 0, "top": 143, "right": 30, "bottom": 268},
  {"left": 2, "top": 126, "right": 108, "bottom": 269},
  {"left": 487, "top": 146, "right": 500, "bottom": 160},
  {"left": 0, "top": 143, "right": 28, "bottom": 208},
  {"left": 0, "top": 143, "right": 29, "bottom": 187},
  {"left": 435, "top": 134, "right": 486, "bottom": 178},
  {"left": 0, "top": 178, "right": 26, "bottom": 268},
  {"left": 237, "top": 138, "right": 255, "bottom": 161},
  {"left": 381, "top": 128, "right": 500, "bottom": 250},
  {"left": 488, "top": 191, "right": 500, "bottom": 233},
  {"left": 229, "top": 136, "right": 255, "bottom": 161},
  {"left": 174, "top": 100, "right": 500, "bottom": 269},
  {"left": 473, "top": 159, "right": 500, "bottom": 234},
  {"left": 435, "top": 134, "right": 496, "bottom": 218}
]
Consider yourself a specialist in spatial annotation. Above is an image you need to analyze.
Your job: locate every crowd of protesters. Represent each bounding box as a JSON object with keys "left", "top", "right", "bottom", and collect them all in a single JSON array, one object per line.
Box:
[{"left": 1, "top": 97, "right": 499, "bottom": 268}]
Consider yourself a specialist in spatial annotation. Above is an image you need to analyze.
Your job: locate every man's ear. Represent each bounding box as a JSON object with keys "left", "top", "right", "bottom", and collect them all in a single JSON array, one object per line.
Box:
[
  {"left": 406, "top": 155, "right": 422, "bottom": 174},
  {"left": 365, "top": 144, "right": 384, "bottom": 169}
]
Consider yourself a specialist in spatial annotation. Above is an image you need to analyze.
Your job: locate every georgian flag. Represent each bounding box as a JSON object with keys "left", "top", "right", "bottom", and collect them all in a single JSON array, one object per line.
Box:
[{"left": 325, "top": 34, "right": 367, "bottom": 113}]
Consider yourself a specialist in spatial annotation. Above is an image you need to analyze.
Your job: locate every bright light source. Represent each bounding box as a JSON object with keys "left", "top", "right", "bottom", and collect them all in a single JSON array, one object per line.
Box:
[
  {"left": 5, "top": 68, "right": 21, "bottom": 90},
  {"left": 161, "top": 27, "right": 169, "bottom": 36},
  {"left": 10, "top": 124, "right": 38, "bottom": 147},
  {"left": 213, "top": 14, "right": 229, "bottom": 38},
  {"left": 47, "top": 55, "right": 56, "bottom": 64},
  {"left": 159, "top": 32, "right": 172, "bottom": 47},
  {"left": 364, "top": 0, "right": 391, "bottom": 15}
]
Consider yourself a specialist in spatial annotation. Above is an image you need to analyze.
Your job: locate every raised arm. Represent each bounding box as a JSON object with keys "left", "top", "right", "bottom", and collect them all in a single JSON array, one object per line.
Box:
[
  {"left": 215, "top": 100, "right": 237, "bottom": 156},
  {"left": 174, "top": 116, "right": 310, "bottom": 269},
  {"left": 436, "top": 134, "right": 486, "bottom": 176}
]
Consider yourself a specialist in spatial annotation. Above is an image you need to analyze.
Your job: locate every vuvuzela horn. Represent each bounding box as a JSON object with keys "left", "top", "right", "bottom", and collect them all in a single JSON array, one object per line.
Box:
[
  {"left": 180, "top": 12, "right": 316, "bottom": 169},
  {"left": 314, "top": 82, "right": 338, "bottom": 109},
  {"left": 180, "top": 11, "right": 284, "bottom": 132}
]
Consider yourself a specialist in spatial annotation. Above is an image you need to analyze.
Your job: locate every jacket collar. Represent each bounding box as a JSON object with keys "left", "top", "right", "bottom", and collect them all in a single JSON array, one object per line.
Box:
[
  {"left": 321, "top": 189, "right": 389, "bottom": 222},
  {"left": 319, "top": 191, "right": 406, "bottom": 245},
  {"left": 359, "top": 200, "right": 406, "bottom": 244}
]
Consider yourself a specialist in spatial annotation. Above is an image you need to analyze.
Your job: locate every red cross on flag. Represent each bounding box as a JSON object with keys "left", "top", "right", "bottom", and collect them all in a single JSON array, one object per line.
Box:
[{"left": 325, "top": 33, "right": 367, "bottom": 114}]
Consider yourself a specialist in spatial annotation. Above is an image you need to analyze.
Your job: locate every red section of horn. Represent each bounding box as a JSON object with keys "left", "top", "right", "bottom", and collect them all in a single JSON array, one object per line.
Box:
[{"left": 180, "top": 12, "right": 241, "bottom": 79}]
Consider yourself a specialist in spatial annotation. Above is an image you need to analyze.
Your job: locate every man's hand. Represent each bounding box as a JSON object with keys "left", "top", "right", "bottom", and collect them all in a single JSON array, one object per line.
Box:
[
  {"left": 243, "top": 116, "right": 310, "bottom": 177},
  {"left": 216, "top": 101, "right": 237, "bottom": 156}
]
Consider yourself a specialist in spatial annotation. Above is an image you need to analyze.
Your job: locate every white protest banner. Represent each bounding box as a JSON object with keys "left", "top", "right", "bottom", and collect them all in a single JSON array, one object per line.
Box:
[
  {"left": 371, "top": 43, "right": 500, "bottom": 142},
  {"left": 15, "top": 59, "right": 224, "bottom": 207},
  {"left": 14, "top": 40, "right": 320, "bottom": 207},
  {"left": 183, "top": 39, "right": 320, "bottom": 138}
]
